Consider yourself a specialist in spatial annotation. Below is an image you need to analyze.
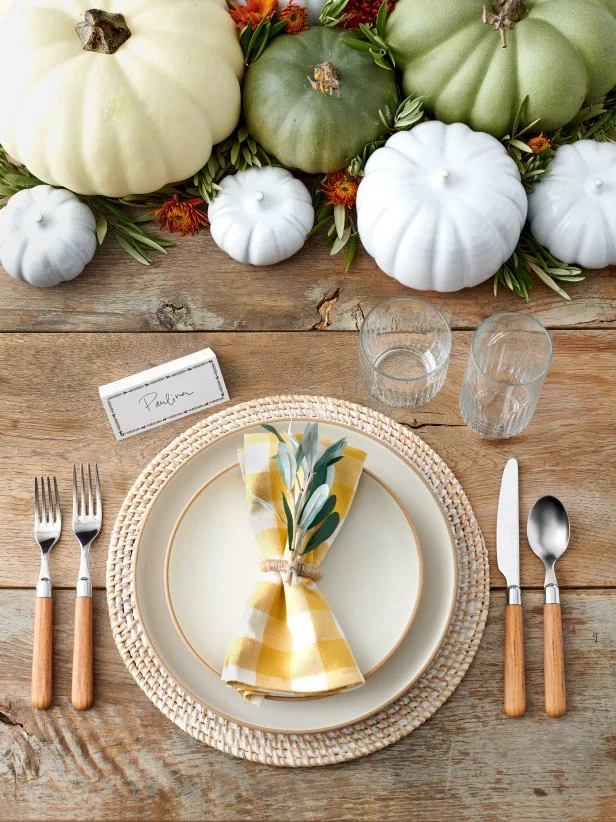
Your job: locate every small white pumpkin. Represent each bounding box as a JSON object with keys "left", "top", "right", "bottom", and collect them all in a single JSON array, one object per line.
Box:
[
  {"left": 0, "top": 185, "right": 97, "bottom": 287},
  {"left": 356, "top": 121, "right": 528, "bottom": 292},
  {"left": 208, "top": 167, "right": 314, "bottom": 265},
  {"left": 528, "top": 140, "right": 616, "bottom": 269}
]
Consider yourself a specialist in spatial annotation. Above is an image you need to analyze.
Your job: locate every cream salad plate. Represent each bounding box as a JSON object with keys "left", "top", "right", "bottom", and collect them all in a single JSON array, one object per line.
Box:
[{"left": 120, "top": 402, "right": 458, "bottom": 734}]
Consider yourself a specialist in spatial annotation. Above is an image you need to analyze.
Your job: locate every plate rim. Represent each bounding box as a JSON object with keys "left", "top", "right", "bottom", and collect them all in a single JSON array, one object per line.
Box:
[
  {"left": 128, "top": 414, "right": 459, "bottom": 734},
  {"left": 163, "top": 461, "right": 425, "bottom": 688}
]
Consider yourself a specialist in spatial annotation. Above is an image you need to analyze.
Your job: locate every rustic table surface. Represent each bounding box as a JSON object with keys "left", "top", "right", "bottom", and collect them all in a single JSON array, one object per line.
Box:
[{"left": 1, "top": 235, "right": 615, "bottom": 821}]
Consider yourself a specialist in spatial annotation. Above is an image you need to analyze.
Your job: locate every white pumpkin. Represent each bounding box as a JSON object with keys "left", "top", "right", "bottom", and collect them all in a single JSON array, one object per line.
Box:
[
  {"left": 0, "top": 0, "right": 243, "bottom": 197},
  {"left": 528, "top": 140, "right": 616, "bottom": 270},
  {"left": 0, "top": 185, "right": 97, "bottom": 286},
  {"left": 208, "top": 167, "right": 314, "bottom": 265},
  {"left": 356, "top": 121, "right": 528, "bottom": 292}
]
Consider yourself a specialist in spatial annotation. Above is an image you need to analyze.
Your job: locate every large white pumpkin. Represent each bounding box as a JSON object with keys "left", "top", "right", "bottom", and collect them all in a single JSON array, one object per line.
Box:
[
  {"left": 528, "top": 140, "right": 616, "bottom": 270},
  {"left": 0, "top": 0, "right": 244, "bottom": 197},
  {"left": 356, "top": 121, "right": 528, "bottom": 292}
]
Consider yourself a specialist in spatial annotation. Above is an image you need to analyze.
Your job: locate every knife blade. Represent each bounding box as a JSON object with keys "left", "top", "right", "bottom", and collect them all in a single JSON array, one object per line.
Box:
[{"left": 497, "top": 457, "right": 525, "bottom": 718}]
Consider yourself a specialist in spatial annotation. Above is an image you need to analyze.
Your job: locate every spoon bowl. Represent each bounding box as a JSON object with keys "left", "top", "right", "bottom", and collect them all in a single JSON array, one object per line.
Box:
[{"left": 527, "top": 495, "right": 570, "bottom": 587}]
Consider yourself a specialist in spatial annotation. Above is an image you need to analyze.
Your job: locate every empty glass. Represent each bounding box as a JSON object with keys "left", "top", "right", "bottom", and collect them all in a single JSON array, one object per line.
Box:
[
  {"left": 459, "top": 313, "right": 553, "bottom": 439},
  {"left": 359, "top": 297, "right": 452, "bottom": 407}
]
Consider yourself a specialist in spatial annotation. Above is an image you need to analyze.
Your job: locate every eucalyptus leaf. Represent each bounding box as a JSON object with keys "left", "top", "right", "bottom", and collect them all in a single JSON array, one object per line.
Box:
[{"left": 303, "top": 512, "right": 340, "bottom": 555}]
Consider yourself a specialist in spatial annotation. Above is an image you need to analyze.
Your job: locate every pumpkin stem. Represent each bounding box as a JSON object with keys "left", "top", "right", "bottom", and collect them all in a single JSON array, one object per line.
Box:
[
  {"left": 308, "top": 61, "right": 341, "bottom": 98},
  {"left": 76, "top": 9, "right": 131, "bottom": 54},
  {"left": 482, "top": 0, "right": 526, "bottom": 48}
]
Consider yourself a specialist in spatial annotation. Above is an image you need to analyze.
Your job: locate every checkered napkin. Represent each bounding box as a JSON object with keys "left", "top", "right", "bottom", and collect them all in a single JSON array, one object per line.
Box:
[{"left": 221, "top": 431, "right": 367, "bottom": 701}]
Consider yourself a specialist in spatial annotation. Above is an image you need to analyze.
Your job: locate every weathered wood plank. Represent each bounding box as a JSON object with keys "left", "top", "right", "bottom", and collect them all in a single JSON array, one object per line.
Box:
[
  {"left": 1, "top": 330, "right": 614, "bottom": 589},
  {"left": 0, "top": 589, "right": 613, "bottom": 821},
  {"left": 1, "top": 233, "right": 614, "bottom": 331}
]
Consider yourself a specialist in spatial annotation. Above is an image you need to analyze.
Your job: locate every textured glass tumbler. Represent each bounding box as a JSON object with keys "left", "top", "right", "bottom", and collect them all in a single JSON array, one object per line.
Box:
[
  {"left": 359, "top": 298, "right": 452, "bottom": 408},
  {"left": 460, "top": 313, "right": 553, "bottom": 439}
]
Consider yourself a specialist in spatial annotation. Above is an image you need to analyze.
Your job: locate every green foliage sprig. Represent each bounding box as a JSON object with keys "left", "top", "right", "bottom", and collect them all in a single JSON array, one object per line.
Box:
[
  {"left": 252, "top": 422, "right": 345, "bottom": 558},
  {"left": 238, "top": 16, "right": 287, "bottom": 66},
  {"left": 342, "top": 1, "right": 395, "bottom": 70},
  {"left": 319, "top": 0, "right": 350, "bottom": 26}
]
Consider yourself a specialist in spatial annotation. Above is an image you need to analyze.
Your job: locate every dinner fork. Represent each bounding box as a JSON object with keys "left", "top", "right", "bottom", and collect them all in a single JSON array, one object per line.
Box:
[
  {"left": 32, "top": 476, "right": 61, "bottom": 709},
  {"left": 72, "top": 464, "right": 102, "bottom": 710}
]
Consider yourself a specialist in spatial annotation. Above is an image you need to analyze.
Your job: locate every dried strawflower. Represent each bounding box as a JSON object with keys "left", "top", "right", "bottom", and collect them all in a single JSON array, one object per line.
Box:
[
  {"left": 228, "top": 0, "right": 277, "bottom": 29},
  {"left": 152, "top": 195, "right": 209, "bottom": 236},
  {"left": 322, "top": 171, "right": 360, "bottom": 208},
  {"left": 341, "top": 0, "right": 396, "bottom": 28},
  {"left": 527, "top": 133, "right": 552, "bottom": 155},
  {"left": 279, "top": 2, "right": 309, "bottom": 31}
]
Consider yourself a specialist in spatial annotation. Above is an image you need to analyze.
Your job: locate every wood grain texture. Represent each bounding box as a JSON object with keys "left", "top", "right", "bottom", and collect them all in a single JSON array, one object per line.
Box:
[
  {"left": 503, "top": 605, "right": 525, "bottom": 718},
  {"left": 0, "top": 331, "right": 614, "bottom": 589},
  {"left": 31, "top": 597, "right": 52, "bottom": 710},
  {"left": 0, "top": 589, "right": 614, "bottom": 821},
  {"left": 544, "top": 603, "right": 567, "bottom": 718},
  {"left": 1, "top": 234, "right": 615, "bottom": 332},
  {"left": 71, "top": 597, "right": 93, "bottom": 711}
]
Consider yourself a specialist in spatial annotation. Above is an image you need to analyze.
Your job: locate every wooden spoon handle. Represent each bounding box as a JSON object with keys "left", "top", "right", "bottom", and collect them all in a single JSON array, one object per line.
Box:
[
  {"left": 72, "top": 596, "right": 94, "bottom": 710},
  {"left": 31, "top": 596, "right": 53, "bottom": 709},
  {"left": 544, "top": 602, "right": 566, "bottom": 717},
  {"left": 504, "top": 603, "right": 526, "bottom": 717}
]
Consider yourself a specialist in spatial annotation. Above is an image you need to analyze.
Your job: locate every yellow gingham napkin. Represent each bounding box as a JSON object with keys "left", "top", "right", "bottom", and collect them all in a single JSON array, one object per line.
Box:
[{"left": 221, "top": 431, "right": 366, "bottom": 701}]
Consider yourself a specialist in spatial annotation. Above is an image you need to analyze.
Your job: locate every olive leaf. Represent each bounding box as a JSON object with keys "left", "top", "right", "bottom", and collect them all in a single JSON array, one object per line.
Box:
[
  {"left": 281, "top": 492, "right": 294, "bottom": 550},
  {"left": 307, "top": 494, "right": 337, "bottom": 531},
  {"left": 276, "top": 442, "right": 297, "bottom": 491},
  {"left": 248, "top": 490, "right": 286, "bottom": 525},
  {"left": 95, "top": 214, "right": 108, "bottom": 245},
  {"left": 261, "top": 423, "right": 285, "bottom": 442},
  {"left": 299, "top": 484, "right": 330, "bottom": 529},
  {"left": 302, "top": 512, "right": 340, "bottom": 555}
]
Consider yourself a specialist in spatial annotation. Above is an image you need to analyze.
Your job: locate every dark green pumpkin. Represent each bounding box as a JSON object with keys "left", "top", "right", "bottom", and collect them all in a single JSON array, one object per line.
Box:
[{"left": 243, "top": 28, "right": 398, "bottom": 174}]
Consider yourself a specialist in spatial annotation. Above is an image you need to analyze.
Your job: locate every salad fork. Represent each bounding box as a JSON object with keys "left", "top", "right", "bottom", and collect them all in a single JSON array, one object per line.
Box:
[
  {"left": 32, "top": 476, "right": 61, "bottom": 709},
  {"left": 72, "top": 464, "right": 102, "bottom": 710}
]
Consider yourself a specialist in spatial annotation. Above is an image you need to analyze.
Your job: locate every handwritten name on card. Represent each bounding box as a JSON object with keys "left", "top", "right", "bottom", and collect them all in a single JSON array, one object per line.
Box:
[{"left": 99, "top": 348, "right": 229, "bottom": 440}]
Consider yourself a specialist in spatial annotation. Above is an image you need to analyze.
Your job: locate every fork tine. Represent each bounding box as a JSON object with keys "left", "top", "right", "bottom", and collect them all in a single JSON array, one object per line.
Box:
[
  {"left": 87, "top": 464, "right": 93, "bottom": 517},
  {"left": 46, "top": 477, "right": 53, "bottom": 523},
  {"left": 40, "top": 475, "right": 48, "bottom": 525},
  {"left": 72, "top": 464, "right": 78, "bottom": 519},
  {"left": 95, "top": 464, "right": 101, "bottom": 519},
  {"left": 53, "top": 477, "right": 61, "bottom": 524},
  {"left": 80, "top": 464, "right": 86, "bottom": 518},
  {"left": 34, "top": 477, "right": 41, "bottom": 527}
]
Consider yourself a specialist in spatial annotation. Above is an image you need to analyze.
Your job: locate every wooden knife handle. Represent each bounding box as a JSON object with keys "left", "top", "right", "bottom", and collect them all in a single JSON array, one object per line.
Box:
[
  {"left": 504, "top": 604, "right": 526, "bottom": 718},
  {"left": 72, "top": 597, "right": 94, "bottom": 710},
  {"left": 32, "top": 597, "right": 53, "bottom": 709},
  {"left": 544, "top": 603, "right": 566, "bottom": 717}
]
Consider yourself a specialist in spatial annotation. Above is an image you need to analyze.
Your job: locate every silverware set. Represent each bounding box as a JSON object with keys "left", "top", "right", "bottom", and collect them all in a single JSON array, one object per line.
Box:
[
  {"left": 497, "top": 458, "right": 569, "bottom": 718},
  {"left": 31, "top": 465, "right": 102, "bottom": 710}
]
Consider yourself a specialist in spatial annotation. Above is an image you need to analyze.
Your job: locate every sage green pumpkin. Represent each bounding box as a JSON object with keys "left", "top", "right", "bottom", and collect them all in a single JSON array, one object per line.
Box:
[
  {"left": 386, "top": 0, "right": 616, "bottom": 138},
  {"left": 243, "top": 28, "right": 398, "bottom": 173}
]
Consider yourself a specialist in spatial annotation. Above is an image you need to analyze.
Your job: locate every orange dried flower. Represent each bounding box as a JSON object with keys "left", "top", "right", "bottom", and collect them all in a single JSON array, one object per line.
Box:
[
  {"left": 280, "top": 1, "right": 309, "bottom": 32},
  {"left": 527, "top": 133, "right": 552, "bottom": 154},
  {"left": 322, "top": 171, "right": 360, "bottom": 208},
  {"left": 228, "top": 0, "right": 277, "bottom": 28},
  {"left": 152, "top": 195, "right": 209, "bottom": 236},
  {"left": 342, "top": 0, "right": 397, "bottom": 28}
]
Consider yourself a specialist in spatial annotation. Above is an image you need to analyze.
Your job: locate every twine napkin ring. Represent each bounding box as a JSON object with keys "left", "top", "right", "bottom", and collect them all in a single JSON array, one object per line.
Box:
[{"left": 260, "top": 555, "right": 323, "bottom": 586}]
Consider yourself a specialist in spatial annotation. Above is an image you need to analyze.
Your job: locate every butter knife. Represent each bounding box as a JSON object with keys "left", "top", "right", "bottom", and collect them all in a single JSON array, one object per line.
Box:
[{"left": 497, "top": 457, "right": 526, "bottom": 717}]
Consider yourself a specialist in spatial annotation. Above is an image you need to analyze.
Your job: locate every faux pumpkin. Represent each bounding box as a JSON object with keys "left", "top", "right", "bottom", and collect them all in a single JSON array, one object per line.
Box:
[
  {"left": 356, "top": 121, "right": 527, "bottom": 292},
  {"left": 386, "top": 0, "right": 616, "bottom": 138},
  {"left": 243, "top": 27, "right": 398, "bottom": 173},
  {"left": 208, "top": 167, "right": 314, "bottom": 265},
  {"left": 0, "top": 0, "right": 244, "bottom": 197},
  {"left": 528, "top": 140, "right": 616, "bottom": 270},
  {"left": 0, "top": 185, "right": 97, "bottom": 287}
]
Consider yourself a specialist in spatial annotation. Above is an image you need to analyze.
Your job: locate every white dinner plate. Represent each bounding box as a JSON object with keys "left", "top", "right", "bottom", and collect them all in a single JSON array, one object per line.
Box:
[
  {"left": 165, "top": 464, "right": 423, "bottom": 685},
  {"left": 133, "top": 418, "right": 457, "bottom": 734}
]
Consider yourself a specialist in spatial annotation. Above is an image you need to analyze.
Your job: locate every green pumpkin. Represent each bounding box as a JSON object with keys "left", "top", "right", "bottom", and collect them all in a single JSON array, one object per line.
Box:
[
  {"left": 386, "top": 0, "right": 616, "bottom": 137},
  {"left": 243, "top": 28, "right": 398, "bottom": 173}
]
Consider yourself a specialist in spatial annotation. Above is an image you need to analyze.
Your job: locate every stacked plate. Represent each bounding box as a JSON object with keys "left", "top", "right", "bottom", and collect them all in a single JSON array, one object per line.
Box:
[{"left": 107, "top": 396, "right": 489, "bottom": 766}]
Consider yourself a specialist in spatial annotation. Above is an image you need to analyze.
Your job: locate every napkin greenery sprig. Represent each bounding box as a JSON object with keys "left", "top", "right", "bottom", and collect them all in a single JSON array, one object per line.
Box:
[{"left": 252, "top": 422, "right": 346, "bottom": 557}]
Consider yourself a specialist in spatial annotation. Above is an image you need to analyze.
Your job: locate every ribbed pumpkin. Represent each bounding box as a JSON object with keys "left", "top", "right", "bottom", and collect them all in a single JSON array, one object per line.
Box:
[
  {"left": 0, "top": 0, "right": 244, "bottom": 197},
  {"left": 243, "top": 28, "right": 398, "bottom": 173},
  {"left": 386, "top": 0, "right": 616, "bottom": 138}
]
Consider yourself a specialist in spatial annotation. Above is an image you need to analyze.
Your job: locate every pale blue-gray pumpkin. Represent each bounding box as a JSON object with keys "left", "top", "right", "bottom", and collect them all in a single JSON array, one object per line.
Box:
[
  {"left": 243, "top": 28, "right": 398, "bottom": 173},
  {"left": 386, "top": 0, "right": 616, "bottom": 138}
]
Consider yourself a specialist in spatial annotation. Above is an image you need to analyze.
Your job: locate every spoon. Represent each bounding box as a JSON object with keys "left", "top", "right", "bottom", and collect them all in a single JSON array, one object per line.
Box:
[{"left": 527, "top": 495, "right": 570, "bottom": 717}]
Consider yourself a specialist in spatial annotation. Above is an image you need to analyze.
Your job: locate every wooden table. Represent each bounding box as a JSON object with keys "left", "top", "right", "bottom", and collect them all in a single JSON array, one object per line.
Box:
[{"left": 1, "top": 234, "right": 615, "bottom": 821}]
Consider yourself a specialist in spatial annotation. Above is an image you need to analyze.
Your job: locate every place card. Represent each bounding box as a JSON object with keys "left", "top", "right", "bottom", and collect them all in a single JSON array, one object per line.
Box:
[{"left": 99, "top": 347, "right": 228, "bottom": 440}]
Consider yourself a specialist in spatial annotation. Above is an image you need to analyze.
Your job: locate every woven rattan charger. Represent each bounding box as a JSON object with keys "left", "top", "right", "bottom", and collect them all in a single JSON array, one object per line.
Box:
[{"left": 107, "top": 396, "right": 489, "bottom": 767}]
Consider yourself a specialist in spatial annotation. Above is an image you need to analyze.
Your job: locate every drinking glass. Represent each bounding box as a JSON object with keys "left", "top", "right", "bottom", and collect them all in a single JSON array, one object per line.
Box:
[
  {"left": 359, "top": 297, "right": 452, "bottom": 407},
  {"left": 459, "top": 313, "right": 553, "bottom": 439}
]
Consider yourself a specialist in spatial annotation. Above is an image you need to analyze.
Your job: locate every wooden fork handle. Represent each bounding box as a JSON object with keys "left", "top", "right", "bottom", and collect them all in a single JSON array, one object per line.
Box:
[
  {"left": 72, "top": 596, "right": 94, "bottom": 710},
  {"left": 544, "top": 603, "right": 566, "bottom": 717},
  {"left": 504, "top": 603, "right": 526, "bottom": 717},
  {"left": 32, "top": 596, "right": 53, "bottom": 709}
]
